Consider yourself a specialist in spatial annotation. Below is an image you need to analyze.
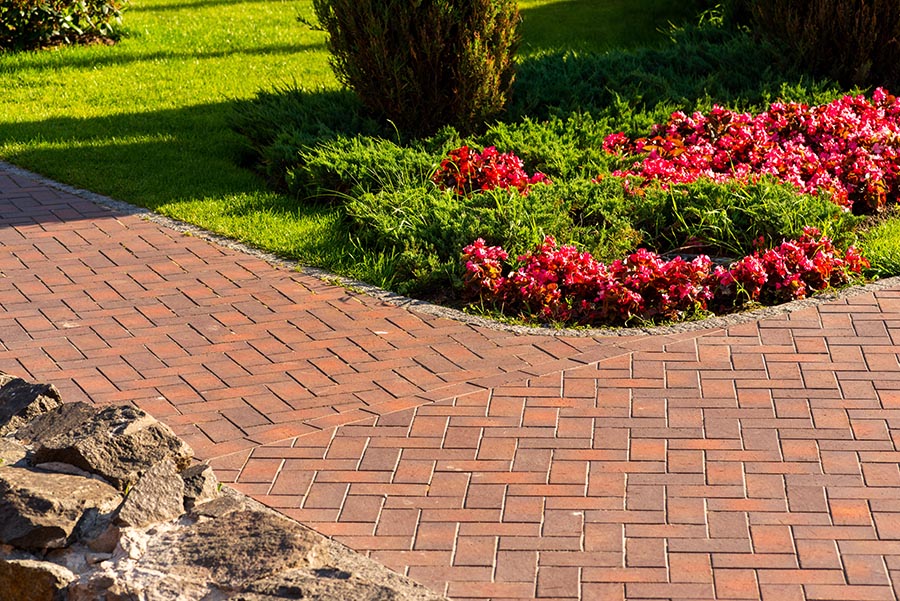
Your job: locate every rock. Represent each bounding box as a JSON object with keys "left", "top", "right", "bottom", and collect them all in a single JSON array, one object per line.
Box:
[
  {"left": 0, "top": 375, "right": 62, "bottom": 436},
  {"left": 180, "top": 464, "right": 219, "bottom": 509},
  {"left": 33, "top": 405, "right": 193, "bottom": 491},
  {"left": 69, "top": 569, "right": 209, "bottom": 601},
  {"left": 0, "top": 558, "right": 75, "bottom": 601},
  {"left": 15, "top": 402, "right": 97, "bottom": 446},
  {"left": 0, "top": 467, "right": 121, "bottom": 551},
  {"left": 116, "top": 459, "right": 184, "bottom": 528},
  {"left": 36, "top": 461, "right": 95, "bottom": 478},
  {"left": 68, "top": 509, "right": 331, "bottom": 600},
  {"left": 236, "top": 569, "right": 399, "bottom": 601},
  {"left": 84, "top": 522, "right": 121, "bottom": 554},
  {"left": 0, "top": 437, "right": 27, "bottom": 467},
  {"left": 190, "top": 493, "right": 244, "bottom": 519},
  {"left": 142, "top": 510, "right": 329, "bottom": 586}
]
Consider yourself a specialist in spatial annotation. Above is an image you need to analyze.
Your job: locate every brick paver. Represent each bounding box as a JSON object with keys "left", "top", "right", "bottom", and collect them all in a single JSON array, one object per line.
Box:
[{"left": 4, "top": 165, "right": 900, "bottom": 600}]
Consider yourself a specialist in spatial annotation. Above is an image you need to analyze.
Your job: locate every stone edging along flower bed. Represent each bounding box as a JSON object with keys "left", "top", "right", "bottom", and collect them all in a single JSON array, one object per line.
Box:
[{"left": 5, "top": 160, "right": 898, "bottom": 339}]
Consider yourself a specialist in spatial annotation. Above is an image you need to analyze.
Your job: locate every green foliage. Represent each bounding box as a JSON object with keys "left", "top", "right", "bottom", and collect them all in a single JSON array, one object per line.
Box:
[
  {"left": 309, "top": 0, "right": 521, "bottom": 136},
  {"left": 229, "top": 13, "right": 876, "bottom": 303},
  {"left": 231, "top": 86, "right": 385, "bottom": 189},
  {"left": 344, "top": 185, "right": 572, "bottom": 296},
  {"left": 517, "top": 0, "right": 712, "bottom": 53},
  {"left": 859, "top": 212, "right": 900, "bottom": 277},
  {"left": 285, "top": 136, "right": 440, "bottom": 202},
  {"left": 750, "top": 0, "right": 900, "bottom": 89},
  {"left": 237, "top": 18, "right": 848, "bottom": 196},
  {"left": 630, "top": 178, "right": 860, "bottom": 258},
  {"left": 0, "top": 0, "right": 125, "bottom": 50},
  {"left": 508, "top": 19, "right": 845, "bottom": 124},
  {"left": 531, "top": 178, "right": 642, "bottom": 263},
  {"left": 475, "top": 115, "right": 613, "bottom": 180}
]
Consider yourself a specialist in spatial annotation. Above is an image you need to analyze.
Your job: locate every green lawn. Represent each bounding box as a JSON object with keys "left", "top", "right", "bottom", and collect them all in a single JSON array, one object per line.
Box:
[{"left": 0, "top": 0, "right": 705, "bottom": 280}]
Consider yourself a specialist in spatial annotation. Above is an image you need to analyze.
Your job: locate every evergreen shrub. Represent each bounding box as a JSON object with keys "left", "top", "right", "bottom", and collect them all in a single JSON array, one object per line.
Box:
[
  {"left": 751, "top": 0, "right": 900, "bottom": 88},
  {"left": 310, "top": 0, "right": 521, "bottom": 136}
]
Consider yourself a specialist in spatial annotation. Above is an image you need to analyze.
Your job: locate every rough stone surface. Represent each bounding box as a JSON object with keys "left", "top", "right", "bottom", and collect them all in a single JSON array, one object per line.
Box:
[
  {"left": 33, "top": 405, "right": 193, "bottom": 490},
  {"left": 67, "top": 493, "right": 447, "bottom": 601},
  {"left": 83, "top": 522, "right": 121, "bottom": 555},
  {"left": 0, "top": 374, "right": 62, "bottom": 436},
  {"left": 143, "top": 509, "right": 329, "bottom": 586},
  {"left": 235, "top": 570, "right": 399, "bottom": 601},
  {"left": 14, "top": 402, "right": 97, "bottom": 446},
  {"left": 0, "top": 557, "right": 76, "bottom": 601},
  {"left": 0, "top": 467, "right": 121, "bottom": 551},
  {"left": 68, "top": 508, "right": 329, "bottom": 600},
  {"left": 190, "top": 493, "right": 244, "bottom": 519},
  {"left": 116, "top": 459, "right": 184, "bottom": 528},
  {"left": 0, "top": 436, "right": 27, "bottom": 466},
  {"left": 35, "top": 462, "right": 95, "bottom": 478},
  {"left": 180, "top": 463, "right": 219, "bottom": 510}
]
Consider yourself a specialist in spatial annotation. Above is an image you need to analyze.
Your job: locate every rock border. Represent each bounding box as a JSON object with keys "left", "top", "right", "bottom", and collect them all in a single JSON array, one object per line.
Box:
[{"left": 4, "top": 159, "right": 898, "bottom": 338}]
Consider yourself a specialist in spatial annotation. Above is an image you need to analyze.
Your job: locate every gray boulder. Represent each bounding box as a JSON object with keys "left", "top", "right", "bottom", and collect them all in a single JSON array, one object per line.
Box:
[
  {"left": 116, "top": 459, "right": 184, "bottom": 528},
  {"left": 143, "top": 510, "right": 330, "bottom": 586},
  {"left": 0, "top": 467, "right": 121, "bottom": 551},
  {"left": 15, "top": 402, "right": 98, "bottom": 446},
  {"left": 0, "top": 374, "right": 62, "bottom": 436},
  {"left": 180, "top": 463, "right": 219, "bottom": 510},
  {"left": 0, "top": 557, "right": 75, "bottom": 601},
  {"left": 236, "top": 570, "right": 399, "bottom": 600},
  {"left": 68, "top": 509, "right": 331, "bottom": 600},
  {"left": 33, "top": 405, "right": 193, "bottom": 490}
]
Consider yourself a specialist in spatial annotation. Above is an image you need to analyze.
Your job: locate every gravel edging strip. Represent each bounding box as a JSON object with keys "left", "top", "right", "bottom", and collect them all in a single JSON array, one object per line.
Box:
[{"left": 6, "top": 159, "right": 899, "bottom": 338}]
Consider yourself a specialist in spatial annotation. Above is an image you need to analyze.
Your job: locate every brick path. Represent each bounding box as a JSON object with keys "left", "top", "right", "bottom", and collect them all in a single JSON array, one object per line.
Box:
[{"left": 3, "top": 166, "right": 900, "bottom": 600}]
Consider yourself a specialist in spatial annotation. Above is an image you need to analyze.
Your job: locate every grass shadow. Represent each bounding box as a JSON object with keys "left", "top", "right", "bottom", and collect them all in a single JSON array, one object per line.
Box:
[
  {"left": 128, "top": 0, "right": 296, "bottom": 11},
  {"left": 507, "top": 20, "right": 841, "bottom": 123},
  {"left": 517, "top": 0, "right": 708, "bottom": 54},
  {"left": 9, "top": 41, "right": 325, "bottom": 72}
]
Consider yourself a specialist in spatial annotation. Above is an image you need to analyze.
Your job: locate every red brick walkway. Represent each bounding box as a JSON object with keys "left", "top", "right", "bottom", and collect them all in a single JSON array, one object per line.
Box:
[{"left": 3, "top": 166, "right": 900, "bottom": 600}]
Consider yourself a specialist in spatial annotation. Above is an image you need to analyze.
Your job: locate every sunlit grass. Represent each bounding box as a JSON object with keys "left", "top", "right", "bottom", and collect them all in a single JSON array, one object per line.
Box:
[{"left": 860, "top": 216, "right": 900, "bottom": 278}]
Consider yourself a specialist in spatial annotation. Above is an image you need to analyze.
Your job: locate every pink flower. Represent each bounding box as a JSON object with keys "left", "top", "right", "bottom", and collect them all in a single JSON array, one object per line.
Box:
[
  {"left": 604, "top": 89, "right": 900, "bottom": 213},
  {"left": 462, "top": 231, "right": 869, "bottom": 326}
]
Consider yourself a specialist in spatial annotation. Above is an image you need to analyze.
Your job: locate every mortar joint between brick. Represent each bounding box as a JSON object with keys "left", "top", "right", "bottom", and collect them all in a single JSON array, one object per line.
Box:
[{"left": 264, "top": 458, "right": 287, "bottom": 496}]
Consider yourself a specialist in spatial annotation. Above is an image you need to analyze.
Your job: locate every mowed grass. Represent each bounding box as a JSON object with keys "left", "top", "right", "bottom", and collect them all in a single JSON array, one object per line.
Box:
[{"left": 0, "top": 0, "right": 703, "bottom": 280}]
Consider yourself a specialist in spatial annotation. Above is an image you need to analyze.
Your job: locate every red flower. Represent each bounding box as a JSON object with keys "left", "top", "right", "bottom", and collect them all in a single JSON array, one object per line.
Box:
[{"left": 433, "top": 146, "right": 551, "bottom": 196}]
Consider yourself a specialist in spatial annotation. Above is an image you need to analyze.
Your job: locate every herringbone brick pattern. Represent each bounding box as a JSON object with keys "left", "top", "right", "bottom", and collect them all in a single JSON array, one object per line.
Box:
[
  {"left": 5, "top": 165, "right": 900, "bottom": 600},
  {"left": 231, "top": 297, "right": 900, "bottom": 600},
  {"left": 0, "top": 170, "right": 647, "bottom": 459}
]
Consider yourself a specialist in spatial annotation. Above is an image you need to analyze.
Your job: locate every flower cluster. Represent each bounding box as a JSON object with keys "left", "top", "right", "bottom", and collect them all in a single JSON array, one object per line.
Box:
[
  {"left": 717, "top": 227, "right": 870, "bottom": 306},
  {"left": 463, "top": 229, "right": 868, "bottom": 326},
  {"left": 604, "top": 89, "right": 900, "bottom": 213},
  {"left": 463, "top": 237, "right": 719, "bottom": 325},
  {"left": 432, "top": 145, "right": 550, "bottom": 195}
]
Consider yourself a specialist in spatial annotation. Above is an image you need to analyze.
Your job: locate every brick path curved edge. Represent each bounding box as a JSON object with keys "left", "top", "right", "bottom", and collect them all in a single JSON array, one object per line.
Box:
[{"left": 3, "top": 165, "right": 900, "bottom": 601}]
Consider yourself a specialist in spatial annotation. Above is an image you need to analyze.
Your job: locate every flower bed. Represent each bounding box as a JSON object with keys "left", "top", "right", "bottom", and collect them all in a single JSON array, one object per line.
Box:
[
  {"left": 604, "top": 89, "right": 900, "bottom": 214},
  {"left": 463, "top": 228, "right": 869, "bottom": 327}
]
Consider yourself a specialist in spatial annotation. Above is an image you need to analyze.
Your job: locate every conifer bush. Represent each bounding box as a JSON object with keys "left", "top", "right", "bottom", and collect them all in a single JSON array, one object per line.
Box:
[
  {"left": 310, "top": 0, "right": 521, "bottom": 136},
  {"left": 751, "top": 0, "right": 900, "bottom": 88}
]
